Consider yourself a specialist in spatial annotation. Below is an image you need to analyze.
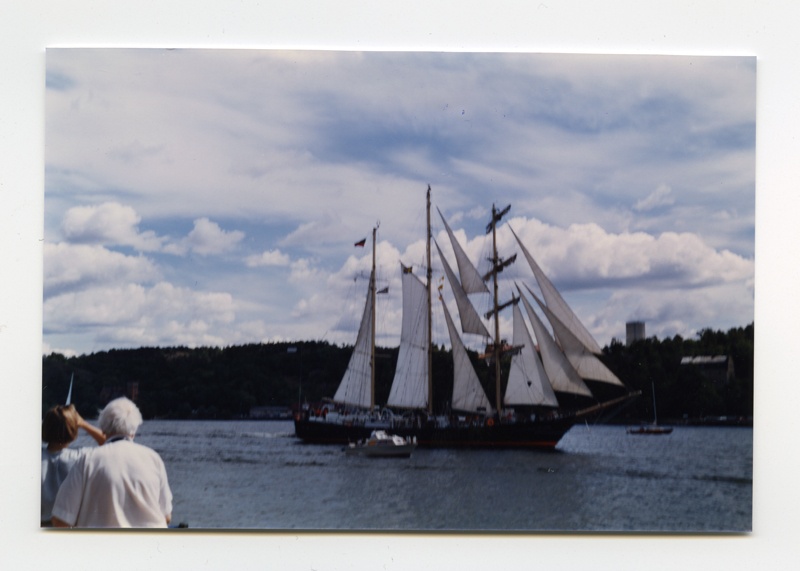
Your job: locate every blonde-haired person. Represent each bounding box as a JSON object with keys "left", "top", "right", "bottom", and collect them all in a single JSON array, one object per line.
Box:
[
  {"left": 51, "top": 397, "right": 173, "bottom": 528},
  {"left": 41, "top": 404, "right": 106, "bottom": 526}
]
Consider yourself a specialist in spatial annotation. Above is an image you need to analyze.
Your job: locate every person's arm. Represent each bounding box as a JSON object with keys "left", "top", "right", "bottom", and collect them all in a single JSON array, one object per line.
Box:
[
  {"left": 76, "top": 414, "right": 106, "bottom": 445},
  {"left": 51, "top": 516, "right": 70, "bottom": 528}
]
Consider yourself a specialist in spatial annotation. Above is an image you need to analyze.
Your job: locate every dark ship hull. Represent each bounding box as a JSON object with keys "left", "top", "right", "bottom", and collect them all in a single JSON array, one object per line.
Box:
[
  {"left": 294, "top": 393, "right": 637, "bottom": 450},
  {"left": 295, "top": 417, "right": 573, "bottom": 449}
]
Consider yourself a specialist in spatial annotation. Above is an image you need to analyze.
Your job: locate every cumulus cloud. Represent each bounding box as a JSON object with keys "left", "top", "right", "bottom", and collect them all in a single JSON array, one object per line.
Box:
[
  {"left": 44, "top": 242, "right": 160, "bottom": 296},
  {"left": 164, "top": 218, "right": 245, "bottom": 256},
  {"left": 634, "top": 183, "right": 675, "bottom": 212},
  {"left": 44, "top": 282, "right": 237, "bottom": 348},
  {"left": 245, "top": 249, "right": 291, "bottom": 267},
  {"left": 61, "top": 202, "right": 165, "bottom": 251},
  {"left": 503, "top": 217, "right": 753, "bottom": 290},
  {"left": 42, "top": 341, "right": 78, "bottom": 359},
  {"left": 595, "top": 281, "right": 754, "bottom": 343}
]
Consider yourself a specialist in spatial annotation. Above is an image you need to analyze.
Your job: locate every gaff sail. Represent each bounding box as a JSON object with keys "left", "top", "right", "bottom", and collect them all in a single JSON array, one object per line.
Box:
[
  {"left": 332, "top": 271, "right": 374, "bottom": 409},
  {"left": 387, "top": 266, "right": 430, "bottom": 409}
]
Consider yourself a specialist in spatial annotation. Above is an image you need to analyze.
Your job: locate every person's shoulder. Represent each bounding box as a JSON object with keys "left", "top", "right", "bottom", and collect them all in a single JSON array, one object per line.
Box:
[
  {"left": 42, "top": 446, "right": 92, "bottom": 461},
  {"left": 63, "top": 446, "right": 94, "bottom": 461},
  {"left": 128, "top": 440, "right": 164, "bottom": 458}
]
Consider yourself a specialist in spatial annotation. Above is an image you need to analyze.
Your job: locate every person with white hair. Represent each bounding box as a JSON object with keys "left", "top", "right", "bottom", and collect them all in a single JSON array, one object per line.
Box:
[{"left": 51, "top": 397, "right": 173, "bottom": 528}]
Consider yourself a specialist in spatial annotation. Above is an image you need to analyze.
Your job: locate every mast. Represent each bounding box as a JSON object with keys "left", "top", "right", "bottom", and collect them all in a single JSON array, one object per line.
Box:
[
  {"left": 485, "top": 203, "right": 515, "bottom": 415},
  {"left": 491, "top": 204, "right": 502, "bottom": 414},
  {"left": 426, "top": 185, "right": 433, "bottom": 414},
  {"left": 370, "top": 225, "right": 377, "bottom": 410}
]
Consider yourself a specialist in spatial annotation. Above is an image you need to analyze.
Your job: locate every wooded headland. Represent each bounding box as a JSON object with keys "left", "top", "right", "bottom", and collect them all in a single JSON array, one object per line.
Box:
[{"left": 42, "top": 324, "right": 753, "bottom": 425}]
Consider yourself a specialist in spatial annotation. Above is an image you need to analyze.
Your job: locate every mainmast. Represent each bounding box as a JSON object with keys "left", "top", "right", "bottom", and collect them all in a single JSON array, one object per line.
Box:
[
  {"left": 485, "top": 203, "right": 515, "bottom": 414},
  {"left": 426, "top": 185, "right": 433, "bottom": 414},
  {"left": 491, "top": 207, "right": 502, "bottom": 413}
]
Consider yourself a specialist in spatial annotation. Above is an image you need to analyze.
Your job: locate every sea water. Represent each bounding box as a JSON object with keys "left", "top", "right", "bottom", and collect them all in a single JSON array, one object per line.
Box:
[{"left": 69, "top": 420, "right": 752, "bottom": 531}]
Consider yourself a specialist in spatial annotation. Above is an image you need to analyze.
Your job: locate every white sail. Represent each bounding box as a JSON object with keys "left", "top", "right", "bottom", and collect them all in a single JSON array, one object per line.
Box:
[
  {"left": 387, "top": 266, "right": 430, "bottom": 409},
  {"left": 440, "top": 296, "right": 493, "bottom": 414},
  {"left": 437, "top": 207, "right": 489, "bottom": 294},
  {"left": 333, "top": 273, "right": 374, "bottom": 409},
  {"left": 65, "top": 372, "right": 74, "bottom": 406},
  {"left": 526, "top": 285, "right": 624, "bottom": 387},
  {"left": 505, "top": 301, "right": 560, "bottom": 407},
  {"left": 519, "top": 288, "right": 593, "bottom": 397},
  {"left": 511, "top": 226, "right": 603, "bottom": 354},
  {"left": 435, "top": 239, "right": 491, "bottom": 338}
]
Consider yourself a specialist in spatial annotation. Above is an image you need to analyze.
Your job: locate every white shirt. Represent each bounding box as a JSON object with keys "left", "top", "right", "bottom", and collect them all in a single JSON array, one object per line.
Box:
[
  {"left": 52, "top": 438, "right": 173, "bottom": 528},
  {"left": 41, "top": 446, "right": 91, "bottom": 523}
]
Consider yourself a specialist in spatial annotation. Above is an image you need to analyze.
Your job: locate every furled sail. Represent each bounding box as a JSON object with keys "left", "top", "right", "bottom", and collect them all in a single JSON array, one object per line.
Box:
[
  {"left": 332, "top": 273, "right": 374, "bottom": 408},
  {"left": 505, "top": 301, "right": 560, "bottom": 407},
  {"left": 526, "top": 285, "right": 624, "bottom": 387},
  {"left": 511, "top": 226, "right": 603, "bottom": 355},
  {"left": 437, "top": 207, "right": 490, "bottom": 294},
  {"left": 518, "top": 287, "right": 592, "bottom": 397},
  {"left": 440, "top": 296, "right": 493, "bottom": 414},
  {"left": 435, "top": 239, "right": 491, "bottom": 338},
  {"left": 387, "top": 265, "right": 430, "bottom": 409}
]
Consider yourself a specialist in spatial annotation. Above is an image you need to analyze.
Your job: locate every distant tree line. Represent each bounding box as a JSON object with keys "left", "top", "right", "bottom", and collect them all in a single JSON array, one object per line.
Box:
[
  {"left": 604, "top": 324, "right": 754, "bottom": 422},
  {"left": 42, "top": 323, "right": 753, "bottom": 423}
]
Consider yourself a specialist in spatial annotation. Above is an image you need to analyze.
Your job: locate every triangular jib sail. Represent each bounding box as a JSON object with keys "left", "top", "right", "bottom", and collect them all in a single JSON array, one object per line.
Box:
[
  {"left": 518, "top": 287, "right": 592, "bottom": 397},
  {"left": 511, "top": 226, "right": 603, "bottom": 354},
  {"left": 505, "top": 301, "right": 560, "bottom": 407},
  {"left": 435, "top": 238, "right": 491, "bottom": 338},
  {"left": 526, "top": 284, "right": 624, "bottom": 387},
  {"left": 437, "top": 207, "right": 490, "bottom": 295},
  {"left": 440, "top": 296, "right": 493, "bottom": 414}
]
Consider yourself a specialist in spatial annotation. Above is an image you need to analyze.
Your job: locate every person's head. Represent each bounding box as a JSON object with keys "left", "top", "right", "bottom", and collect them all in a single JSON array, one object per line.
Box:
[
  {"left": 42, "top": 404, "right": 80, "bottom": 445},
  {"left": 98, "top": 397, "right": 143, "bottom": 438}
]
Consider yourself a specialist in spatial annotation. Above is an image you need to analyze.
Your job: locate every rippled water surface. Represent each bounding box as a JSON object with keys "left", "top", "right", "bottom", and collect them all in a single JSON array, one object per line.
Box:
[{"left": 90, "top": 420, "right": 751, "bottom": 531}]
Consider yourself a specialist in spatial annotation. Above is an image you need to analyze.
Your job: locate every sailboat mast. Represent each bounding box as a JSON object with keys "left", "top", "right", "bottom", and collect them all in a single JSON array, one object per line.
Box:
[
  {"left": 370, "top": 226, "right": 377, "bottom": 410},
  {"left": 491, "top": 204, "right": 502, "bottom": 415},
  {"left": 426, "top": 185, "right": 433, "bottom": 414}
]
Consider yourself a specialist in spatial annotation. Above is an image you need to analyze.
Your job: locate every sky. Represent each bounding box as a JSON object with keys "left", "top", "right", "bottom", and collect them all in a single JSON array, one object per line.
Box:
[{"left": 43, "top": 49, "right": 755, "bottom": 357}]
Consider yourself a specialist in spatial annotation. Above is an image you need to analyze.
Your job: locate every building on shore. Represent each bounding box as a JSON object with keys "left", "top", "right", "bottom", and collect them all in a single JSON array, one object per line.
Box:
[
  {"left": 680, "top": 355, "right": 735, "bottom": 386},
  {"left": 626, "top": 321, "right": 646, "bottom": 346}
]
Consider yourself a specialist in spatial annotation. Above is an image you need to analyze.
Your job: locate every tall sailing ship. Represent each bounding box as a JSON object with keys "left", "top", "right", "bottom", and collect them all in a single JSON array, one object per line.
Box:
[{"left": 294, "top": 186, "right": 640, "bottom": 449}]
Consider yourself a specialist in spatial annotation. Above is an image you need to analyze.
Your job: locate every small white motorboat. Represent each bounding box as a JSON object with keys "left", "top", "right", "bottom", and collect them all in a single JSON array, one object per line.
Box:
[{"left": 344, "top": 430, "right": 417, "bottom": 458}]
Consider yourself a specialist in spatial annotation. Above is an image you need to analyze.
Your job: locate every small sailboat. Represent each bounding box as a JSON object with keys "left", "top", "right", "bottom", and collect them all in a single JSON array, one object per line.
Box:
[
  {"left": 344, "top": 430, "right": 418, "bottom": 458},
  {"left": 627, "top": 380, "right": 673, "bottom": 435}
]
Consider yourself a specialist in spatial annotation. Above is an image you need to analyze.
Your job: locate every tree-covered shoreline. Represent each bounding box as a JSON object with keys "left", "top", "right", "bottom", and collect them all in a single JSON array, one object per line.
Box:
[{"left": 42, "top": 324, "right": 753, "bottom": 424}]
